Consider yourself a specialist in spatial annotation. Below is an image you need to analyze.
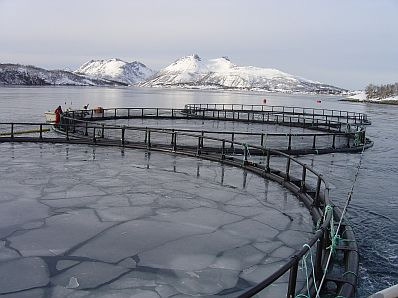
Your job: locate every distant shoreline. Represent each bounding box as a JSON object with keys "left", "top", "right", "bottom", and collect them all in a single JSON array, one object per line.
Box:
[{"left": 340, "top": 98, "right": 398, "bottom": 105}]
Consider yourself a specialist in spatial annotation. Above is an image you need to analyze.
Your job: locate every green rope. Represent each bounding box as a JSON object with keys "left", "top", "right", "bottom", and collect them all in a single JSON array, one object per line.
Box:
[
  {"left": 354, "top": 132, "right": 360, "bottom": 146},
  {"left": 323, "top": 205, "right": 340, "bottom": 255},
  {"left": 296, "top": 244, "right": 319, "bottom": 298}
]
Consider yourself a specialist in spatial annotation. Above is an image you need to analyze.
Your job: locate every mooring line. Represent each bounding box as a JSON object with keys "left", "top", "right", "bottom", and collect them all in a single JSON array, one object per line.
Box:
[{"left": 315, "top": 142, "right": 366, "bottom": 297}]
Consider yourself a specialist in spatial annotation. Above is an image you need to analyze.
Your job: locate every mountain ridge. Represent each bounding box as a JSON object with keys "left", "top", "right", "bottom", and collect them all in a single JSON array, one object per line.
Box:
[
  {"left": 75, "top": 58, "right": 154, "bottom": 85},
  {"left": 140, "top": 54, "right": 345, "bottom": 94},
  {"left": 0, "top": 63, "right": 126, "bottom": 86},
  {"left": 1, "top": 56, "right": 347, "bottom": 94}
]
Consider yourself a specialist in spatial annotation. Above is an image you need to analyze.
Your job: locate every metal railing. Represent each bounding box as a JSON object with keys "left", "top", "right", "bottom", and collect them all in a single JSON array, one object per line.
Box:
[
  {"left": 184, "top": 103, "right": 369, "bottom": 124},
  {"left": 59, "top": 107, "right": 371, "bottom": 154}
]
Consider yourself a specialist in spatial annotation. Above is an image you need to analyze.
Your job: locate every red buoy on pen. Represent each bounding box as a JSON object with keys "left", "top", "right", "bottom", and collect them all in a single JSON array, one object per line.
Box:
[
  {"left": 263, "top": 99, "right": 267, "bottom": 104},
  {"left": 316, "top": 100, "right": 322, "bottom": 103}
]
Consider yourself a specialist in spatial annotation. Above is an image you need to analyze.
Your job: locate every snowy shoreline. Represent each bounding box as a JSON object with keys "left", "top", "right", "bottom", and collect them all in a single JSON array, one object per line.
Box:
[{"left": 342, "top": 91, "right": 398, "bottom": 105}]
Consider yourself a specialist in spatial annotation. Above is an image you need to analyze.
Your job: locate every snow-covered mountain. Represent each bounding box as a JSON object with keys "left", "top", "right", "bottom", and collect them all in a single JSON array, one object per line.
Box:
[
  {"left": 140, "top": 54, "right": 346, "bottom": 94},
  {"left": 75, "top": 58, "right": 154, "bottom": 85},
  {"left": 0, "top": 64, "right": 126, "bottom": 86}
]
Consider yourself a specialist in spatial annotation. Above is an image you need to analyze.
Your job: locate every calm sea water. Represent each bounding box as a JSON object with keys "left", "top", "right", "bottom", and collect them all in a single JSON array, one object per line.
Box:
[{"left": 0, "top": 86, "right": 397, "bottom": 296}]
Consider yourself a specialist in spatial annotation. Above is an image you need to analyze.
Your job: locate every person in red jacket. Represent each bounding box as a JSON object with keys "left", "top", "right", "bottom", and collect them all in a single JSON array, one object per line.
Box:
[{"left": 54, "top": 106, "right": 63, "bottom": 124}]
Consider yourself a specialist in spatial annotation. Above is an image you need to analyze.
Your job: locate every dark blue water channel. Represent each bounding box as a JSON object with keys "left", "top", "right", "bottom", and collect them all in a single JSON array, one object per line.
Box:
[{"left": 0, "top": 86, "right": 396, "bottom": 296}]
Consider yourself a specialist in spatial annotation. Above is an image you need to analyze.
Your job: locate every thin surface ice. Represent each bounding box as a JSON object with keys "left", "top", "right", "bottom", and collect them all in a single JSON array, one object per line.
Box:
[{"left": 0, "top": 143, "right": 313, "bottom": 296}]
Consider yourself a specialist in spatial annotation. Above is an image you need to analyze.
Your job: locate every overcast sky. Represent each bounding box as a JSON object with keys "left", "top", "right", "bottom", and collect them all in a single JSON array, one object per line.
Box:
[{"left": 0, "top": 0, "right": 397, "bottom": 89}]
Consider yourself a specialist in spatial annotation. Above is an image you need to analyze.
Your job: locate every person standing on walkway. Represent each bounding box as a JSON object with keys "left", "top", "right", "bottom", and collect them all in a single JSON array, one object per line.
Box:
[{"left": 54, "top": 105, "right": 63, "bottom": 125}]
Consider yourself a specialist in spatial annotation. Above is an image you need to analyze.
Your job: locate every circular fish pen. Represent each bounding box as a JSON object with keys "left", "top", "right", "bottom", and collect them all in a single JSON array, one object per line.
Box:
[{"left": 0, "top": 104, "right": 372, "bottom": 297}]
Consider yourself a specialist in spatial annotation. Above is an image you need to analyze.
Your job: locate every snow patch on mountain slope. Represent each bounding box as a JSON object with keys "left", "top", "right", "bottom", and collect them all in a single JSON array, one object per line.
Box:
[{"left": 75, "top": 58, "right": 154, "bottom": 85}]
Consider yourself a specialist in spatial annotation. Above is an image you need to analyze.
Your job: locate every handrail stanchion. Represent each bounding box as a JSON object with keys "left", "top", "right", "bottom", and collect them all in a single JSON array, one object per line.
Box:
[
  {"left": 301, "top": 166, "right": 306, "bottom": 192},
  {"left": 93, "top": 127, "right": 96, "bottom": 143},
  {"left": 287, "top": 257, "right": 299, "bottom": 298},
  {"left": 66, "top": 124, "right": 69, "bottom": 141},
  {"left": 314, "top": 176, "right": 322, "bottom": 207},
  {"left": 221, "top": 140, "right": 226, "bottom": 160},
  {"left": 285, "top": 157, "right": 291, "bottom": 181},
  {"left": 266, "top": 150, "right": 271, "bottom": 172},
  {"left": 243, "top": 145, "right": 248, "bottom": 165},
  {"left": 11, "top": 123, "right": 14, "bottom": 139},
  {"left": 39, "top": 124, "right": 43, "bottom": 140},
  {"left": 121, "top": 127, "right": 125, "bottom": 146},
  {"left": 147, "top": 129, "right": 151, "bottom": 149},
  {"left": 315, "top": 233, "right": 324, "bottom": 285},
  {"left": 197, "top": 136, "right": 202, "bottom": 155},
  {"left": 172, "top": 132, "right": 177, "bottom": 151}
]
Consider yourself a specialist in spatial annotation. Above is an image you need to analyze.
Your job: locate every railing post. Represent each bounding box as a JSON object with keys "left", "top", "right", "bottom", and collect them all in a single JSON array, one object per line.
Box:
[
  {"left": 243, "top": 145, "right": 248, "bottom": 165},
  {"left": 315, "top": 234, "right": 324, "bottom": 285},
  {"left": 39, "top": 124, "right": 43, "bottom": 140},
  {"left": 172, "top": 132, "right": 177, "bottom": 151},
  {"left": 301, "top": 166, "right": 306, "bottom": 192},
  {"left": 266, "top": 150, "right": 271, "bottom": 172},
  {"left": 170, "top": 129, "right": 175, "bottom": 146},
  {"left": 127, "top": 108, "right": 130, "bottom": 118},
  {"left": 66, "top": 124, "right": 69, "bottom": 141},
  {"left": 114, "top": 108, "right": 117, "bottom": 118},
  {"left": 172, "top": 109, "right": 174, "bottom": 118},
  {"left": 332, "top": 134, "right": 336, "bottom": 149},
  {"left": 288, "top": 135, "right": 292, "bottom": 151},
  {"left": 285, "top": 158, "right": 291, "bottom": 181},
  {"left": 361, "top": 129, "right": 366, "bottom": 144},
  {"left": 141, "top": 108, "right": 144, "bottom": 118},
  {"left": 101, "top": 124, "right": 105, "bottom": 139},
  {"left": 287, "top": 257, "right": 299, "bottom": 298},
  {"left": 314, "top": 176, "right": 322, "bottom": 207},
  {"left": 156, "top": 108, "right": 159, "bottom": 118},
  {"left": 85, "top": 122, "right": 88, "bottom": 136},
  {"left": 121, "top": 127, "right": 125, "bottom": 146},
  {"left": 261, "top": 133, "right": 265, "bottom": 147},
  {"left": 231, "top": 132, "right": 234, "bottom": 149},
  {"left": 221, "top": 140, "right": 226, "bottom": 160},
  {"left": 93, "top": 127, "right": 96, "bottom": 143},
  {"left": 347, "top": 134, "right": 350, "bottom": 148},
  {"left": 147, "top": 129, "right": 151, "bottom": 148},
  {"left": 312, "top": 135, "right": 316, "bottom": 149},
  {"left": 197, "top": 136, "right": 202, "bottom": 155},
  {"left": 10, "top": 123, "right": 14, "bottom": 139}
]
